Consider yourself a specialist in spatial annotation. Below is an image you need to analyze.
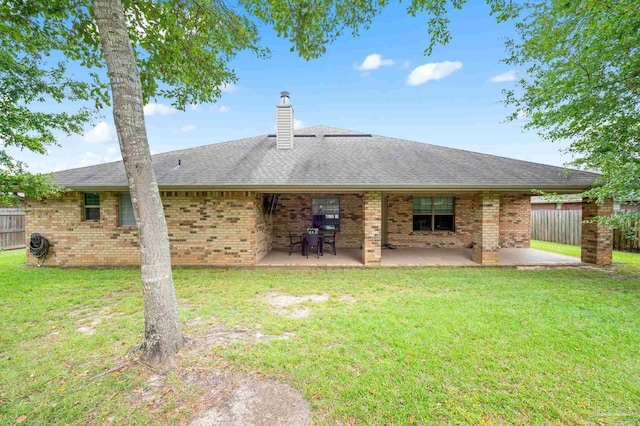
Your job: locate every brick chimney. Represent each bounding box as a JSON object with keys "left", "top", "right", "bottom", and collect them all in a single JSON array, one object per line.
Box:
[{"left": 276, "top": 91, "right": 293, "bottom": 150}]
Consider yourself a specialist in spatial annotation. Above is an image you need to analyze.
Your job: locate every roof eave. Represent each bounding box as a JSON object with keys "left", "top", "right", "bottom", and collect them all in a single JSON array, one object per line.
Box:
[{"left": 54, "top": 184, "right": 593, "bottom": 194}]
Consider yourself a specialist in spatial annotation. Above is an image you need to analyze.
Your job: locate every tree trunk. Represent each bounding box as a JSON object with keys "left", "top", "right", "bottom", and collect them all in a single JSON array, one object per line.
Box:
[{"left": 92, "top": 0, "right": 183, "bottom": 364}]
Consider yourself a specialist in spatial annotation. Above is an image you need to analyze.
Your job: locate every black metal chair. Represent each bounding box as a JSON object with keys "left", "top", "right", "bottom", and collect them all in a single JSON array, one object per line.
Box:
[
  {"left": 323, "top": 231, "right": 337, "bottom": 255},
  {"left": 304, "top": 233, "right": 321, "bottom": 258},
  {"left": 288, "top": 231, "right": 303, "bottom": 255}
]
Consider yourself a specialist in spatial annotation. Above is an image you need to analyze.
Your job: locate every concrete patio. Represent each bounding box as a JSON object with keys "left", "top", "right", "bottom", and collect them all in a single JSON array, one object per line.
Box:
[
  {"left": 258, "top": 247, "right": 584, "bottom": 267},
  {"left": 258, "top": 248, "right": 364, "bottom": 267}
]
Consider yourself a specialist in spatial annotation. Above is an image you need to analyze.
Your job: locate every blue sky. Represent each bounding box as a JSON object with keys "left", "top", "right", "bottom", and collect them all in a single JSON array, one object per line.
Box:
[{"left": 19, "top": 2, "right": 573, "bottom": 173}]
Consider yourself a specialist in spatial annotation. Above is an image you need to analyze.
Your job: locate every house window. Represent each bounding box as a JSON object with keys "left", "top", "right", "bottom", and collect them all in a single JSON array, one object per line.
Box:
[
  {"left": 119, "top": 193, "right": 136, "bottom": 226},
  {"left": 312, "top": 197, "right": 340, "bottom": 231},
  {"left": 83, "top": 192, "right": 100, "bottom": 221},
  {"left": 413, "top": 197, "right": 454, "bottom": 231}
]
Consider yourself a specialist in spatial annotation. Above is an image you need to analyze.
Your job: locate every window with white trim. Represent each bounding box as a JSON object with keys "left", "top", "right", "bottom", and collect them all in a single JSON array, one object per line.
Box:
[
  {"left": 413, "top": 197, "right": 454, "bottom": 231},
  {"left": 119, "top": 193, "right": 136, "bottom": 226}
]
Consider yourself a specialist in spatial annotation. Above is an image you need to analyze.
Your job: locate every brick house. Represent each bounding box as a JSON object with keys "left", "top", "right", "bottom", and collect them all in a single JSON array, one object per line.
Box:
[{"left": 25, "top": 93, "right": 612, "bottom": 267}]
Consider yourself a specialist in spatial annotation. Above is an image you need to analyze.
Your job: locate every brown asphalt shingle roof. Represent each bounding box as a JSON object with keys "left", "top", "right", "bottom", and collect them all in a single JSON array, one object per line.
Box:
[{"left": 53, "top": 125, "right": 599, "bottom": 190}]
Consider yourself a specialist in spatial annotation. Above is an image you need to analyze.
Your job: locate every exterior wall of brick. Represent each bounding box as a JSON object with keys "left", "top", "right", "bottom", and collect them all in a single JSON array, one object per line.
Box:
[
  {"left": 25, "top": 190, "right": 533, "bottom": 267},
  {"left": 472, "top": 193, "right": 500, "bottom": 265},
  {"left": 25, "top": 192, "right": 139, "bottom": 267},
  {"left": 271, "top": 193, "right": 362, "bottom": 248},
  {"left": 362, "top": 192, "right": 382, "bottom": 265},
  {"left": 25, "top": 191, "right": 265, "bottom": 267},
  {"left": 499, "top": 194, "right": 531, "bottom": 248},
  {"left": 581, "top": 199, "right": 613, "bottom": 265},
  {"left": 386, "top": 194, "right": 475, "bottom": 248},
  {"left": 253, "top": 194, "right": 274, "bottom": 263},
  {"left": 386, "top": 192, "right": 529, "bottom": 250},
  {"left": 162, "top": 191, "right": 257, "bottom": 266}
]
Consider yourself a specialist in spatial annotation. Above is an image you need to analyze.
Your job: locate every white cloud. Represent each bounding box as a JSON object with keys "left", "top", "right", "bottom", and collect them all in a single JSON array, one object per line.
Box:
[
  {"left": 406, "top": 61, "right": 463, "bottom": 86},
  {"left": 218, "top": 105, "right": 231, "bottom": 113},
  {"left": 53, "top": 162, "right": 71, "bottom": 172},
  {"left": 401, "top": 61, "right": 411, "bottom": 69},
  {"left": 178, "top": 124, "right": 196, "bottom": 133},
  {"left": 490, "top": 70, "right": 516, "bottom": 83},
  {"left": 143, "top": 103, "right": 177, "bottom": 116},
  {"left": 83, "top": 121, "right": 113, "bottom": 144},
  {"left": 294, "top": 119, "right": 303, "bottom": 130},
  {"left": 190, "top": 104, "right": 200, "bottom": 111},
  {"left": 355, "top": 54, "right": 394, "bottom": 71},
  {"left": 219, "top": 83, "right": 239, "bottom": 93},
  {"left": 78, "top": 152, "right": 109, "bottom": 167},
  {"left": 54, "top": 151, "right": 111, "bottom": 171},
  {"left": 106, "top": 146, "right": 118, "bottom": 155}
]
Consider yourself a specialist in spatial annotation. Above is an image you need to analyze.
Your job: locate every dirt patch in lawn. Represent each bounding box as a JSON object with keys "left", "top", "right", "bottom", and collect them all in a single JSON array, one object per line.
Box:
[
  {"left": 127, "top": 366, "right": 310, "bottom": 426},
  {"left": 122, "top": 332, "right": 309, "bottom": 426},
  {"left": 69, "top": 306, "right": 116, "bottom": 335},
  {"left": 188, "top": 370, "right": 310, "bottom": 426},
  {"left": 339, "top": 294, "right": 357, "bottom": 304},
  {"left": 182, "top": 324, "right": 307, "bottom": 425},
  {"left": 262, "top": 292, "right": 329, "bottom": 319},
  {"left": 187, "top": 324, "right": 294, "bottom": 351}
]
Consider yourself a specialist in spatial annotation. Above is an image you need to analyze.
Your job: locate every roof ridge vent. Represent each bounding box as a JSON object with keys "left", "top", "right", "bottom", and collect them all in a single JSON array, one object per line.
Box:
[{"left": 324, "top": 134, "right": 372, "bottom": 138}]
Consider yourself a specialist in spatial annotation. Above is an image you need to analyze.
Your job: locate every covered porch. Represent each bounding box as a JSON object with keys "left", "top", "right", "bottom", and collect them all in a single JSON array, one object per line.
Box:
[
  {"left": 258, "top": 247, "right": 584, "bottom": 267},
  {"left": 256, "top": 191, "right": 613, "bottom": 267}
]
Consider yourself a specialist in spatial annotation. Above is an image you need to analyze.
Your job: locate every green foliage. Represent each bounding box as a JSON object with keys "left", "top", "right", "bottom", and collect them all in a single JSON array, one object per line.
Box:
[
  {"left": 1, "top": 0, "right": 517, "bottom": 206},
  {"left": 504, "top": 0, "right": 640, "bottom": 230},
  {"left": 245, "top": 0, "right": 517, "bottom": 58},
  {"left": 0, "top": 16, "right": 99, "bottom": 205}
]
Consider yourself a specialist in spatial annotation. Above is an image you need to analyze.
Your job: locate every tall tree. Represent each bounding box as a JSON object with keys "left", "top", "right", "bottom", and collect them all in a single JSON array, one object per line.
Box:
[
  {"left": 4, "top": 0, "right": 515, "bottom": 364},
  {"left": 504, "top": 0, "right": 640, "bottom": 230},
  {"left": 92, "top": 0, "right": 183, "bottom": 363}
]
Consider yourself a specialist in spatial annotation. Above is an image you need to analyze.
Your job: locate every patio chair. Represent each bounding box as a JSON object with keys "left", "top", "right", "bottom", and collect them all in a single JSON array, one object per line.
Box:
[
  {"left": 323, "top": 231, "right": 337, "bottom": 255},
  {"left": 288, "top": 231, "right": 303, "bottom": 255},
  {"left": 304, "top": 233, "right": 321, "bottom": 258}
]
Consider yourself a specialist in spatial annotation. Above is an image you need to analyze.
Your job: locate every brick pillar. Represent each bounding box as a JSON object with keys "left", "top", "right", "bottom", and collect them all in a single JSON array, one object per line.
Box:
[
  {"left": 472, "top": 193, "right": 500, "bottom": 265},
  {"left": 362, "top": 192, "right": 382, "bottom": 266},
  {"left": 581, "top": 198, "right": 613, "bottom": 265}
]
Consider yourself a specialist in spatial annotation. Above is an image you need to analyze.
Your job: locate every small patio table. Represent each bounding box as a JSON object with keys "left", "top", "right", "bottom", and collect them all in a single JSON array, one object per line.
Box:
[{"left": 302, "top": 233, "right": 324, "bottom": 257}]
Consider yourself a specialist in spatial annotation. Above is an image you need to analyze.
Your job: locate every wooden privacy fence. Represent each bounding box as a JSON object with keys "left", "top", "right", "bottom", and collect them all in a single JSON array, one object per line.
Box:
[
  {"left": 0, "top": 208, "right": 25, "bottom": 250},
  {"left": 531, "top": 209, "right": 640, "bottom": 252},
  {"left": 531, "top": 210, "right": 582, "bottom": 246},
  {"left": 614, "top": 223, "right": 640, "bottom": 253}
]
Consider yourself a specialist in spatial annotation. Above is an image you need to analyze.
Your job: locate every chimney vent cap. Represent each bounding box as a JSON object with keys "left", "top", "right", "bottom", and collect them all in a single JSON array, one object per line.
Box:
[{"left": 279, "top": 91, "right": 290, "bottom": 104}]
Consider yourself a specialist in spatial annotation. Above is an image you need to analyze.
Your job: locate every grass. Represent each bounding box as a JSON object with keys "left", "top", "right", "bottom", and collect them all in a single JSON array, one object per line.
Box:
[
  {"left": 1, "top": 248, "right": 640, "bottom": 425},
  {"left": 531, "top": 239, "right": 640, "bottom": 269}
]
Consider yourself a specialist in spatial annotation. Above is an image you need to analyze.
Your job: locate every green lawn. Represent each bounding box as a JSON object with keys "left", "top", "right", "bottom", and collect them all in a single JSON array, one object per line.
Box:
[
  {"left": 1, "top": 249, "right": 640, "bottom": 425},
  {"left": 531, "top": 239, "right": 640, "bottom": 269}
]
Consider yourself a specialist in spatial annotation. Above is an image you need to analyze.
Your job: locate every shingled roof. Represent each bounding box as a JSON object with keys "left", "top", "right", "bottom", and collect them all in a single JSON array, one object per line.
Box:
[{"left": 53, "top": 125, "right": 599, "bottom": 191}]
